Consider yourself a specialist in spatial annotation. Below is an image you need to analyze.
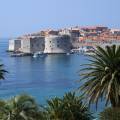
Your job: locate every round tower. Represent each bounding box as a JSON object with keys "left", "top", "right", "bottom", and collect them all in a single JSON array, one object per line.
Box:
[{"left": 44, "top": 35, "right": 71, "bottom": 53}]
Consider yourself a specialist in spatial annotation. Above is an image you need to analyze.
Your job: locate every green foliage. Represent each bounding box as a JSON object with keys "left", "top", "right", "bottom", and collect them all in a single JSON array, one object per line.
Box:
[
  {"left": 45, "top": 97, "right": 63, "bottom": 120},
  {"left": 79, "top": 45, "right": 120, "bottom": 108},
  {"left": 45, "top": 92, "right": 93, "bottom": 120},
  {"left": 0, "top": 64, "right": 7, "bottom": 80},
  {"left": 0, "top": 93, "right": 93, "bottom": 120},
  {"left": 100, "top": 107, "right": 120, "bottom": 120},
  {"left": 0, "top": 94, "right": 45, "bottom": 120}
]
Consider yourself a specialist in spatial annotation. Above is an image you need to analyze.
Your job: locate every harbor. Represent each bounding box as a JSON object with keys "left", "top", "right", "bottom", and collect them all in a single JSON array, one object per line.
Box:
[{"left": 0, "top": 39, "right": 104, "bottom": 115}]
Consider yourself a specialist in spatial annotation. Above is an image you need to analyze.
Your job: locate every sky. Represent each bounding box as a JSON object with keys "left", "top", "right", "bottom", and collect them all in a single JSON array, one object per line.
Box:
[{"left": 0, "top": 0, "right": 120, "bottom": 37}]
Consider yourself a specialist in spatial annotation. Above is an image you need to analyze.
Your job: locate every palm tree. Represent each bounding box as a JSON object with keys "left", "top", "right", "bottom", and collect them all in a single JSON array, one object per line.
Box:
[
  {"left": 45, "top": 97, "right": 63, "bottom": 120},
  {"left": 62, "top": 92, "right": 93, "bottom": 120},
  {"left": 100, "top": 107, "right": 120, "bottom": 120},
  {"left": 0, "top": 64, "right": 7, "bottom": 80},
  {"left": 79, "top": 45, "right": 120, "bottom": 108},
  {"left": 45, "top": 92, "right": 93, "bottom": 120},
  {"left": 0, "top": 99, "right": 7, "bottom": 119},
  {"left": 0, "top": 94, "right": 44, "bottom": 120}
]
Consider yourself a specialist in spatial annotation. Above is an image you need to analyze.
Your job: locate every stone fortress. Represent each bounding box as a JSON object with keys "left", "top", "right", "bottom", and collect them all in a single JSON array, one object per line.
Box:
[
  {"left": 9, "top": 34, "right": 71, "bottom": 54},
  {"left": 9, "top": 26, "right": 120, "bottom": 54},
  {"left": 44, "top": 35, "right": 71, "bottom": 53}
]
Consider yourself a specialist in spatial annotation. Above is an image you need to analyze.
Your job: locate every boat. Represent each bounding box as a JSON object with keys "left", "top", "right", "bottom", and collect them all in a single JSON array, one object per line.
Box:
[
  {"left": 11, "top": 53, "right": 27, "bottom": 57},
  {"left": 33, "top": 53, "right": 38, "bottom": 58},
  {"left": 33, "top": 52, "right": 47, "bottom": 58},
  {"left": 70, "top": 46, "right": 94, "bottom": 54},
  {"left": 66, "top": 53, "right": 70, "bottom": 55},
  {"left": 70, "top": 49, "right": 81, "bottom": 53}
]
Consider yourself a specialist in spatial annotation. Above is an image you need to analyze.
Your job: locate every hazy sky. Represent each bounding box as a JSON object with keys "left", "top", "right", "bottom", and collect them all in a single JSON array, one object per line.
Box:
[{"left": 0, "top": 0, "right": 120, "bottom": 37}]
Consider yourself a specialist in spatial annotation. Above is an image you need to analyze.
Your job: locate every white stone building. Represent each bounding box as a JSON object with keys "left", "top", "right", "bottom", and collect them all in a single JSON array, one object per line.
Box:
[
  {"left": 8, "top": 39, "right": 21, "bottom": 51},
  {"left": 44, "top": 35, "right": 71, "bottom": 53},
  {"left": 9, "top": 35, "right": 72, "bottom": 54},
  {"left": 20, "top": 36, "right": 45, "bottom": 53}
]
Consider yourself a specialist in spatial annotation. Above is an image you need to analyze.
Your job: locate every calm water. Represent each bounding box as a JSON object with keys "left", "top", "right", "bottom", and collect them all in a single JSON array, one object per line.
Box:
[{"left": 0, "top": 39, "right": 104, "bottom": 115}]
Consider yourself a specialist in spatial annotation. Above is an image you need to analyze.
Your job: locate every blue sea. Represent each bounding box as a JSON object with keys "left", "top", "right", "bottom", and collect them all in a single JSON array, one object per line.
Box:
[{"left": 0, "top": 38, "right": 105, "bottom": 116}]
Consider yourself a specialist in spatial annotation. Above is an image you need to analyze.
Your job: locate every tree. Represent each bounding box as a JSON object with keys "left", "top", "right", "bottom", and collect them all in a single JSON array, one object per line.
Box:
[
  {"left": 45, "top": 97, "right": 63, "bottom": 120},
  {"left": 62, "top": 92, "right": 93, "bottom": 120},
  {"left": 0, "top": 94, "right": 44, "bottom": 120},
  {"left": 0, "top": 64, "right": 7, "bottom": 80},
  {"left": 0, "top": 99, "right": 7, "bottom": 119},
  {"left": 45, "top": 92, "right": 93, "bottom": 120},
  {"left": 79, "top": 45, "right": 120, "bottom": 108},
  {"left": 100, "top": 107, "right": 120, "bottom": 120}
]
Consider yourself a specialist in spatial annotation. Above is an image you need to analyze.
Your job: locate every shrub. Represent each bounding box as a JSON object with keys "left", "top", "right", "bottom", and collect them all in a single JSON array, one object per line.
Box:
[
  {"left": 100, "top": 107, "right": 120, "bottom": 120},
  {"left": 45, "top": 92, "right": 93, "bottom": 120}
]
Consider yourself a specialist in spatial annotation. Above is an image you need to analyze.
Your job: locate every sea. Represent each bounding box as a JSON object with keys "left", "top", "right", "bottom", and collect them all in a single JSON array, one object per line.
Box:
[{"left": 0, "top": 38, "right": 105, "bottom": 117}]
